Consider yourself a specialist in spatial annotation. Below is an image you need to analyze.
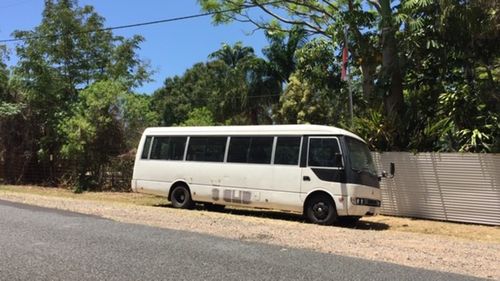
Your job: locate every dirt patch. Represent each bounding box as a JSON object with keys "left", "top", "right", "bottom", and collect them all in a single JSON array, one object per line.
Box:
[{"left": 0, "top": 186, "right": 499, "bottom": 280}]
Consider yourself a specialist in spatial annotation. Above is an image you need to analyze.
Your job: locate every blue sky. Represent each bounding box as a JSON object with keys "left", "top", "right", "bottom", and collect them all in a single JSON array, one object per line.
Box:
[{"left": 0, "top": 0, "right": 270, "bottom": 94}]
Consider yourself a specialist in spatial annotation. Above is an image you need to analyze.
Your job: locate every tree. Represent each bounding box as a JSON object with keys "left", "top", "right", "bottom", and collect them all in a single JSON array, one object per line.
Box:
[
  {"left": 153, "top": 42, "right": 281, "bottom": 126},
  {"left": 263, "top": 26, "right": 308, "bottom": 84},
  {"left": 121, "top": 93, "right": 160, "bottom": 148},
  {"left": 58, "top": 80, "right": 157, "bottom": 190},
  {"left": 208, "top": 42, "right": 255, "bottom": 67},
  {"left": 275, "top": 38, "right": 346, "bottom": 125},
  {"left": 397, "top": 0, "right": 500, "bottom": 152},
  {"left": 0, "top": 45, "right": 20, "bottom": 118},
  {"left": 5, "top": 0, "right": 151, "bottom": 185},
  {"left": 209, "top": 42, "right": 281, "bottom": 124},
  {"left": 200, "top": 0, "right": 499, "bottom": 152},
  {"left": 199, "top": 0, "right": 406, "bottom": 143},
  {"left": 152, "top": 62, "right": 225, "bottom": 126},
  {"left": 180, "top": 107, "right": 216, "bottom": 126}
]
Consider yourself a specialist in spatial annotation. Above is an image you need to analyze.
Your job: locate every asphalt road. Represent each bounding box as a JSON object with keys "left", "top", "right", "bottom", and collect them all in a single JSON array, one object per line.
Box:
[{"left": 0, "top": 200, "right": 486, "bottom": 281}]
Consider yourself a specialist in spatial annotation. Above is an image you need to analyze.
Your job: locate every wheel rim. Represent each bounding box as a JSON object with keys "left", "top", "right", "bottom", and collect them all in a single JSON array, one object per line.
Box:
[
  {"left": 312, "top": 202, "right": 329, "bottom": 220},
  {"left": 173, "top": 188, "right": 186, "bottom": 204}
]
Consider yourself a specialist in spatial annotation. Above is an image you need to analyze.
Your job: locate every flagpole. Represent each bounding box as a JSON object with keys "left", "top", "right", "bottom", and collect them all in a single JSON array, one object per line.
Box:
[{"left": 343, "top": 25, "right": 354, "bottom": 129}]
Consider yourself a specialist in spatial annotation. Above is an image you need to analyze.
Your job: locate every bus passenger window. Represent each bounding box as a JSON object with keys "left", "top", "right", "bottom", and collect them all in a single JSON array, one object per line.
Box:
[
  {"left": 141, "top": 136, "right": 152, "bottom": 159},
  {"left": 248, "top": 137, "right": 273, "bottom": 164},
  {"left": 169, "top": 137, "right": 187, "bottom": 160},
  {"left": 274, "top": 137, "right": 301, "bottom": 165},
  {"left": 228, "top": 137, "right": 273, "bottom": 164},
  {"left": 150, "top": 137, "right": 187, "bottom": 160},
  {"left": 186, "top": 137, "right": 226, "bottom": 162},
  {"left": 150, "top": 137, "right": 169, "bottom": 160},
  {"left": 308, "top": 138, "right": 342, "bottom": 168},
  {"left": 227, "top": 137, "right": 250, "bottom": 163}
]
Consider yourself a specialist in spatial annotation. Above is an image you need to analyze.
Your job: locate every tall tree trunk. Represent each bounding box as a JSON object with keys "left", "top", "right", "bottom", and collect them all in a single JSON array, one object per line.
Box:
[
  {"left": 381, "top": 28, "right": 404, "bottom": 121},
  {"left": 347, "top": 1, "right": 378, "bottom": 105},
  {"left": 379, "top": 0, "right": 405, "bottom": 148},
  {"left": 361, "top": 62, "right": 376, "bottom": 100}
]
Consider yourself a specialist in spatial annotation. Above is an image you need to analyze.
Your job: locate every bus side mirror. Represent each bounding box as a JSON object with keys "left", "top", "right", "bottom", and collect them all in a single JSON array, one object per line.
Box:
[{"left": 379, "top": 163, "right": 395, "bottom": 181}]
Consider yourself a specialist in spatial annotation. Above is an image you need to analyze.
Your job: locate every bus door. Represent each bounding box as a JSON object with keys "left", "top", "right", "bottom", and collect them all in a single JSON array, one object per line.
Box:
[{"left": 300, "top": 136, "right": 345, "bottom": 198}]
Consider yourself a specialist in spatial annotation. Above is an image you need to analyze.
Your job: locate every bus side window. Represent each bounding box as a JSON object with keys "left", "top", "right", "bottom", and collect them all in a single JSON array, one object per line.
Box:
[
  {"left": 248, "top": 137, "right": 273, "bottom": 164},
  {"left": 186, "top": 137, "right": 226, "bottom": 162},
  {"left": 141, "top": 136, "right": 152, "bottom": 159},
  {"left": 227, "top": 137, "right": 250, "bottom": 163},
  {"left": 169, "top": 137, "right": 187, "bottom": 160},
  {"left": 308, "top": 138, "right": 342, "bottom": 168},
  {"left": 150, "top": 137, "right": 169, "bottom": 160},
  {"left": 274, "top": 137, "right": 301, "bottom": 165},
  {"left": 150, "top": 137, "right": 187, "bottom": 160},
  {"left": 228, "top": 137, "right": 273, "bottom": 164}
]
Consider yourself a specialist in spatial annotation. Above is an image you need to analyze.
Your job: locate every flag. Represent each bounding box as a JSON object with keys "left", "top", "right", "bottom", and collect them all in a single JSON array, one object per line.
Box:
[{"left": 341, "top": 42, "right": 348, "bottom": 81}]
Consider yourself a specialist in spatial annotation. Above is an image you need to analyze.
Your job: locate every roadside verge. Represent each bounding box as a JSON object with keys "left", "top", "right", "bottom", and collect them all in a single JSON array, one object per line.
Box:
[{"left": 0, "top": 186, "right": 498, "bottom": 280}]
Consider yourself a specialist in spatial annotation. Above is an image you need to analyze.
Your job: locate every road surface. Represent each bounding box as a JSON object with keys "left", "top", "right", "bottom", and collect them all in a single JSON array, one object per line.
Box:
[{"left": 0, "top": 200, "right": 486, "bottom": 281}]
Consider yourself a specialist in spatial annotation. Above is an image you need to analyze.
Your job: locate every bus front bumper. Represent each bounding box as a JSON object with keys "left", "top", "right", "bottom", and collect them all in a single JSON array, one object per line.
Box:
[
  {"left": 346, "top": 199, "right": 381, "bottom": 216},
  {"left": 344, "top": 184, "right": 382, "bottom": 216}
]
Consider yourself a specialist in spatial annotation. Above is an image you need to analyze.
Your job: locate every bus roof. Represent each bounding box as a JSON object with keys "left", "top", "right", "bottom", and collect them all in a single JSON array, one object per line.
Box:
[{"left": 143, "top": 124, "right": 365, "bottom": 142}]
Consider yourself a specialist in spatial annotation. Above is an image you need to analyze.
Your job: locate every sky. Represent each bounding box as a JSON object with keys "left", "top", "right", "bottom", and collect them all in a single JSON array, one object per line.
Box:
[{"left": 0, "top": 0, "right": 270, "bottom": 94}]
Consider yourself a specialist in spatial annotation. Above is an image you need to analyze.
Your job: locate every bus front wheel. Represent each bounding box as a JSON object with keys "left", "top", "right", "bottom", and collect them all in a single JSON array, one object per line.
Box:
[
  {"left": 305, "top": 194, "right": 337, "bottom": 225},
  {"left": 171, "top": 184, "right": 194, "bottom": 209}
]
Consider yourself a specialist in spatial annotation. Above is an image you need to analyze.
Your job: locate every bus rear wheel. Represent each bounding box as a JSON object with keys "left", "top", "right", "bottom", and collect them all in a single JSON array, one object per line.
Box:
[
  {"left": 170, "top": 184, "right": 194, "bottom": 209},
  {"left": 305, "top": 194, "right": 337, "bottom": 225}
]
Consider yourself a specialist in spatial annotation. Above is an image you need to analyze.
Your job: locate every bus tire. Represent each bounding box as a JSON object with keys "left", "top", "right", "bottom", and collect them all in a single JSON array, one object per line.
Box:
[
  {"left": 170, "top": 184, "right": 194, "bottom": 209},
  {"left": 305, "top": 194, "right": 337, "bottom": 225}
]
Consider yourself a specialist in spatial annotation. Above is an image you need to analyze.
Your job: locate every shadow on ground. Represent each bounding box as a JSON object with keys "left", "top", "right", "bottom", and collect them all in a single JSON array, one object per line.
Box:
[{"left": 153, "top": 203, "right": 389, "bottom": 231}]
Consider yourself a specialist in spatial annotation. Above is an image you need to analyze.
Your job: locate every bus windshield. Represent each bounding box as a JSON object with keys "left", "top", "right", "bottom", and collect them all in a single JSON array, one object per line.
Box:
[{"left": 346, "top": 137, "right": 377, "bottom": 176}]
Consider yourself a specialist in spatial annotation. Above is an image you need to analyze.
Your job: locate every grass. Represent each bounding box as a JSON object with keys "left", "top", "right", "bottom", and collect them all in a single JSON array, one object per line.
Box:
[
  {"left": 366, "top": 214, "right": 500, "bottom": 243},
  {"left": 1, "top": 184, "right": 499, "bottom": 243},
  {"left": 0, "top": 184, "right": 166, "bottom": 206}
]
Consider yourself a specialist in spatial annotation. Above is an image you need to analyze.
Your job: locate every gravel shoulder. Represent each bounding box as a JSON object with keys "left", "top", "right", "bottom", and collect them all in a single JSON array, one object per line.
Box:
[{"left": 0, "top": 188, "right": 499, "bottom": 280}]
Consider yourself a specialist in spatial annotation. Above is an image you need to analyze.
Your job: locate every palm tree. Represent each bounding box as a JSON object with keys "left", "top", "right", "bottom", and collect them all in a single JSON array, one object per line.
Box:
[
  {"left": 209, "top": 42, "right": 280, "bottom": 125},
  {"left": 263, "top": 26, "right": 308, "bottom": 84},
  {"left": 209, "top": 42, "right": 255, "bottom": 68}
]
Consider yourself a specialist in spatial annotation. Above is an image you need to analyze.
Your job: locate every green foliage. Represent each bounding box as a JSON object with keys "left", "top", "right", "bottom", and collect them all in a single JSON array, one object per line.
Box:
[
  {"left": 199, "top": 0, "right": 407, "bottom": 140},
  {"left": 275, "top": 74, "right": 334, "bottom": 124},
  {"left": 352, "top": 109, "right": 395, "bottom": 151},
  {"left": 0, "top": 51, "right": 23, "bottom": 118},
  {"left": 0, "top": 101, "right": 22, "bottom": 117},
  {"left": 198, "top": 0, "right": 499, "bottom": 152},
  {"left": 0, "top": 0, "right": 153, "bottom": 188},
  {"left": 263, "top": 26, "right": 308, "bottom": 84},
  {"left": 121, "top": 93, "right": 160, "bottom": 147},
  {"left": 151, "top": 62, "right": 226, "bottom": 126},
  {"left": 180, "top": 107, "right": 216, "bottom": 126},
  {"left": 153, "top": 42, "right": 281, "bottom": 126},
  {"left": 59, "top": 80, "right": 127, "bottom": 189},
  {"left": 209, "top": 42, "right": 254, "bottom": 67},
  {"left": 275, "top": 38, "right": 348, "bottom": 126},
  {"left": 1, "top": 0, "right": 499, "bottom": 191},
  {"left": 399, "top": 0, "right": 500, "bottom": 152}
]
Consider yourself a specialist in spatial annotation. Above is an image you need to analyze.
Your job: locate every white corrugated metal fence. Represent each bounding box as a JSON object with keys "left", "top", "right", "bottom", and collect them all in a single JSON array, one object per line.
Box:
[{"left": 373, "top": 152, "right": 500, "bottom": 226}]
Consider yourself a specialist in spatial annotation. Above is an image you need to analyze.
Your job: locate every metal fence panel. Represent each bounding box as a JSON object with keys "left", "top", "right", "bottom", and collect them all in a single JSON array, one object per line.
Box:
[{"left": 373, "top": 152, "right": 500, "bottom": 226}]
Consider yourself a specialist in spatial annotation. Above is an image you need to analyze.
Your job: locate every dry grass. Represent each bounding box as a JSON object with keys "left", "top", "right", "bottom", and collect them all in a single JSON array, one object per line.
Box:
[
  {"left": 365, "top": 215, "right": 500, "bottom": 243},
  {"left": 1, "top": 184, "right": 498, "bottom": 243},
  {"left": 0, "top": 185, "right": 165, "bottom": 206}
]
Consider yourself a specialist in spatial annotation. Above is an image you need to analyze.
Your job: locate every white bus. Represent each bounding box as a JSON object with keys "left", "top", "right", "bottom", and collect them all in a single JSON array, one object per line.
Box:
[{"left": 132, "top": 125, "right": 393, "bottom": 225}]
